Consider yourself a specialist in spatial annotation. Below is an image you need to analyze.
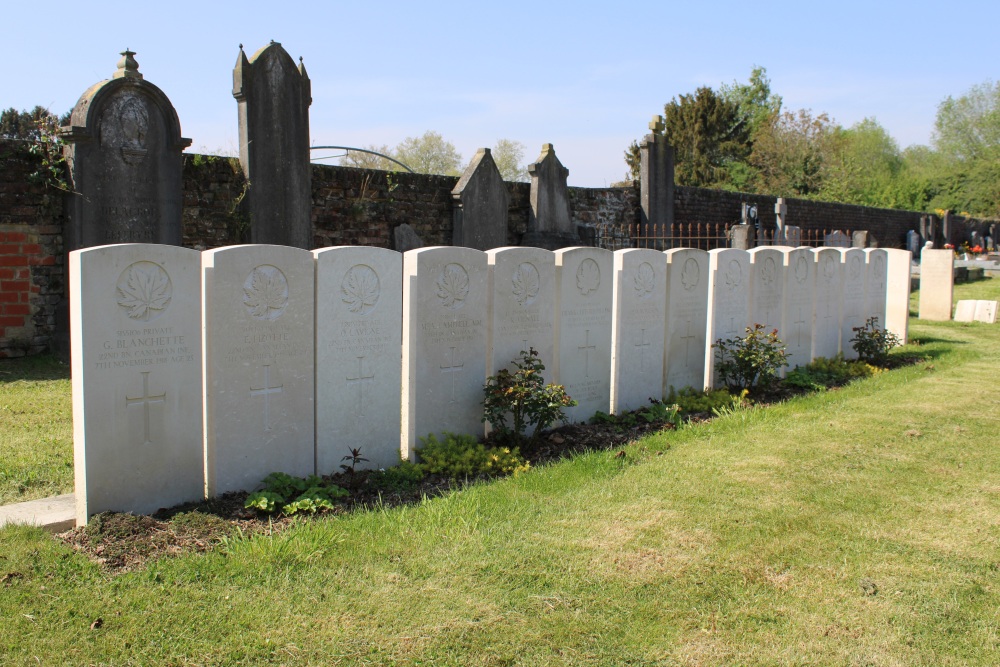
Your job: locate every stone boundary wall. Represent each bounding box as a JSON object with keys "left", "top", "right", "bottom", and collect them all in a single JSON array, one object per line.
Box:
[{"left": 0, "top": 140, "right": 985, "bottom": 357}]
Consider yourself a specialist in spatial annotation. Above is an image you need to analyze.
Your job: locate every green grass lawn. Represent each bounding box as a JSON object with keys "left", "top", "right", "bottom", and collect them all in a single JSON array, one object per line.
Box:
[{"left": 0, "top": 279, "right": 998, "bottom": 665}]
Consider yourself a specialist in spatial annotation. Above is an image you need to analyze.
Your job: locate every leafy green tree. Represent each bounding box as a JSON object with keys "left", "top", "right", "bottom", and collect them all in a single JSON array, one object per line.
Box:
[
  {"left": 492, "top": 138, "right": 527, "bottom": 182},
  {"left": 821, "top": 118, "right": 907, "bottom": 207},
  {"left": 337, "top": 143, "right": 397, "bottom": 170},
  {"left": 933, "top": 80, "right": 1000, "bottom": 162},
  {"left": 662, "top": 86, "right": 750, "bottom": 188},
  {"left": 0, "top": 106, "right": 67, "bottom": 140},
  {"left": 394, "top": 130, "right": 462, "bottom": 176},
  {"left": 749, "top": 109, "right": 833, "bottom": 197}
]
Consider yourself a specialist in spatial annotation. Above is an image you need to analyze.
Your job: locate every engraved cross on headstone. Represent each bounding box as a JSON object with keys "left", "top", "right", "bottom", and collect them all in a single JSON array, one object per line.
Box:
[
  {"left": 680, "top": 319, "right": 698, "bottom": 369},
  {"left": 793, "top": 304, "right": 808, "bottom": 348},
  {"left": 634, "top": 328, "right": 651, "bottom": 373},
  {"left": 250, "top": 364, "right": 283, "bottom": 431},
  {"left": 125, "top": 371, "right": 165, "bottom": 446},
  {"left": 440, "top": 346, "right": 464, "bottom": 403},
  {"left": 346, "top": 356, "right": 375, "bottom": 417},
  {"left": 578, "top": 329, "right": 597, "bottom": 377}
]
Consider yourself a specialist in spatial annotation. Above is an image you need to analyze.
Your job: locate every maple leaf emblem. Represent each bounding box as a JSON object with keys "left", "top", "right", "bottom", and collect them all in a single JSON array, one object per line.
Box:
[
  {"left": 512, "top": 262, "right": 540, "bottom": 307},
  {"left": 116, "top": 263, "right": 171, "bottom": 321},
  {"left": 849, "top": 256, "right": 862, "bottom": 281},
  {"left": 724, "top": 260, "right": 742, "bottom": 291},
  {"left": 760, "top": 257, "right": 777, "bottom": 287},
  {"left": 681, "top": 257, "right": 700, "bottom": 291},
  {"left": 633, "top": 262, "right": 655, "bottom": 298},
  {"left": 576, "top": 258, "right": 601, "bottom": 295},
  {"left": 341, "top": 265, "right": 380, "bottom": 315},
  {"left": 243, "top": 265, "right": 288, "bottom": 320},
  {"left": 823, "top": 256, "right": 836, "bottom": 282},
  {"left": 794, "top": 256, "right": 809, "bottom": 284},
  {"left": 436, "top": 263, "right": 469, "bottom": 309}
]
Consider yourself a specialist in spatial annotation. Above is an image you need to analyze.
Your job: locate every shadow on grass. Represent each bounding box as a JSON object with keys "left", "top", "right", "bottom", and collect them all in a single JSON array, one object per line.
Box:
[{"left": 0, "top": 353, "right": 70, "bottom": 382}]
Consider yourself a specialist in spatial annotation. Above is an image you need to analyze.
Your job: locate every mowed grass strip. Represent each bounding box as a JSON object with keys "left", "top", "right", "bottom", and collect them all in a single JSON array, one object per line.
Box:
[
  {"left": 0, "top": 279, "right": 997, "bottom": 665},
  {"left": 0, "top": 354, "right": 72, "bottom": 504}
]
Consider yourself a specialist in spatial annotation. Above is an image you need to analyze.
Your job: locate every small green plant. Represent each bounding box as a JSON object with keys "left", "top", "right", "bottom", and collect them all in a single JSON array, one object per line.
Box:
[
  {"left": 483, "top": 348, "right": 576, "bottom": 445},
  {"left": 340, "top": 447, "right": 369, "bottom": 490},
  {"left": 850, "top": 316, "right": 901, "bottom": 367},
  {"left": 710, "top": 389, "right": 753, "bottom": 418},
  {"left": 366, "top": 460, "right": 425, "bottom": 494},
  {"left": 666, "top": 387, "right": 739, "bottom": 417},
  {"left": 415, "top": 432, "right": 529, "bottom": 479},
  {"left": 244, "top": 472, "right": 349, "bottom": 516},
  {"left": 713, "top": 324, "right": 788, "bottom": 394},
  {"left": 27, "top": 115, "right": 69, "bottom": 192},
  {"left": 784, "top": 356, "right": 880, "bottom": 390},
  {"left": 639, "top": 400, "right": 682, "bottom": 428}
]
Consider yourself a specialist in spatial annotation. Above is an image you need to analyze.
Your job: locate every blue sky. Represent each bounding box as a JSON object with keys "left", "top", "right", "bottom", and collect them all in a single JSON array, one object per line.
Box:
[{"left": 5, "top": 1, "right": 997, "bottom": 186}]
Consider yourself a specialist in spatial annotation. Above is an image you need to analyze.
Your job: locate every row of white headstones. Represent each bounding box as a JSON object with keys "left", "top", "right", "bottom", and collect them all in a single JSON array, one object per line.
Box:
[{"left": 70, "top": 243, "right": 912, "bottom": 525}]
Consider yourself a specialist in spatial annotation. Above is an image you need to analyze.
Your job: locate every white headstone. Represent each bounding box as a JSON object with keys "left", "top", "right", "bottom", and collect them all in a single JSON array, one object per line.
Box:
[
  {"left": 812, "top": 248, "right": 843, "bottom": 360},
  {"left": 70, "top": 244, "right": 203, "bottom": 525},
  {"left": 486, "top": 247, "right": 556, "bottom": 377},
  {"left": 663, "top": 248, "right": 709, "bottom": 395},
  {"left": 838, "top": 248, "right": 868, "bottom": 360},
  {"left": 884, "top": 249, "right": 913, "bottom": 344},
  {"left": 974, "top": 300, "right": 998, "bottom": 323},
  {"left": 953, "top": 300, "right": 978, "bottom": 322},
  {"left": 864, "top": 249, "right": 888, "bottom": 330},
  {"left": 314, "top": 247, "right": 402, "bottom": 473},
  {"left": 918, "top": 249, "right": 954, "bottom": 321},
  {"left": 402, "top": 247, "right": 488, "bottom": 459},
  {"left": 554, "top": 247, "right": 614, "bottom": 422},
  {"left": 203, "top": 245, "right": 315, "bottom": 496},
  {"left": 705, "top": 248, "right": 751, "bottom": 390},
  {"left": 780, "top": 247, "right": 815, "bottom": 371},
  {"left": 748, "top": 247, "right": 785, "bottom": 332},
  {"left": 611, "top": 248, "right": 666, "bottom": 413}
]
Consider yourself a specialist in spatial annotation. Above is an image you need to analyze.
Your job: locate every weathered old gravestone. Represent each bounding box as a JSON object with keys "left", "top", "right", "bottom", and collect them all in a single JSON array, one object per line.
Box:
[
  {"left": 783, "top": 226, "right": 802, "bottom": 247},
  {"left": 203, "top": 245, "right": 315, "bottom": 496},
  {"left": 853, "top": 231, "right": 876, "bottom": 248},
  {"left": 774, "top": 198, "right": 787, "bottom": 241},
  {"left": 61, "top": 51, "right": 191, "bottom": 250},
  {"left": 812, "top": 248, "right": 843, "bottom": 359},
  {"left": 729, "top": 224, "right": 755, "bottom": 250},
  {"left": 70, "top": 244, "right": 202, "bottom": 525},
  {"left": 402, "top": 247, "right": 488, "bottom": 458},
  {"left": 780, "top": 247, "right": 815, "bottom": 371},
  {"left": 663, "top": 248, "right": 709, "bottom": 394},
  {"left": 554, "top": 247, "right": 614, "bottom": 422},
  {"left": 611, "top": 249, "right": 666, "bottom": 413},
  {"left": 748, "top": 247, "right": 785, "bottom": 333},
  {"left": 884, "top": 249, "right": 912, "bottom": 344},
  {"left": 907, "top": 230, "right": 921, "bottom": 257},
  {"left": 233, "top": 42, "right": 313, "bottom": 249},
  {"left": 452, "top": 149, "right": 509, "bottom": 250},
  {"left": 918, "top": 249, "right": 954, "bottom": 321},
  {"left": 392, "top": 223, "right": 425, "bottom": 253},
  {"left": 314, "top": 247, "right": 402, "bottom": 472},
  {"left": 521, "top": 144, "right": 579, "bottom": 249},
  {"left": 639, "top": 115, "right": 675, "bottom": 248},
  {"left": 486, "top": 247, "right": 556, "bottom": 381},
  {"left": 824, "top": 231, "right": 851, "bottom": 248},
  {"left": 705, "top": 249, "right": 751, "bottom": 390},
  {"left": 864, "top": 249, "right": 888, "bottom": 330},
  {"left": 839, "top": 248, "right": 868, "bottom": 360}
]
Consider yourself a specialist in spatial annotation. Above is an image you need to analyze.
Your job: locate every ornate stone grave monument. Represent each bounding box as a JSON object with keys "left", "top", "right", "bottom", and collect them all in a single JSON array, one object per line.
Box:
[
  {"left": 638, "top": 115, "right": 674, "bottom": 248},
  {"left": 705, "top": 248, "right": 750, "bottom": 390},
  {"left": 402, "top": 247, "right": 488, "bottom": 458},
  {"left": 812, "top": 248, "right": 843, "bottom": 359},
  {"left": 663, "top": 248, "right": 709, "bottom": 394},
  {"left": 555, "top": 247, "right": 613, "bottom": 422},
  {"left": 61, "top": 50, "right": 190, "bottom": 250},
  {"left": 452, "top": 149, "right": 509, "bottom": 250},
  {"left": 314, "top": 247, "right": 402, "bottom": 472},
  {"left": 234, "top": 42, "right": 313, "bottom": 248},
  {"left": 70, "top": 244, "right": 203, "bottom": 525},
  {"left": 611, "top": 248, "right": 666, "bottom": 413},
  {"left": 202, "top": 245, "right": 315, "bottom": 495},
  {"left": 522, "top": 144, "right": 579, "bottom": 249}
]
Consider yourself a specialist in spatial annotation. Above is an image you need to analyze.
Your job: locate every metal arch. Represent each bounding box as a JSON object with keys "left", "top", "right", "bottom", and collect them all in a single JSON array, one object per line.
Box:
[{"left": 309, "top": 145, "right": 414, "bottom": 173}]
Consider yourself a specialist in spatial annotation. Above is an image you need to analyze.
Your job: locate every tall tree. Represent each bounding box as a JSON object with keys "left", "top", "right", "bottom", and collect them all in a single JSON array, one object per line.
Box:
[
  {"left": 0, "top": 106, "right": 66, "bottom": 141},
  {"left": 749, "top": 109, "right": 833, "bottom": 197},
  {"left": 661, "top": 86, "right": 750, "bottom": 188},
  {"left": 933, "top": 80, "right": 1000, "bottom": 162},
  {"left": 394, "top": 130, "right": 462, "bottom": 176},
  {"left": 491, "top": 138, "right": 527, "bottom": 182}
]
